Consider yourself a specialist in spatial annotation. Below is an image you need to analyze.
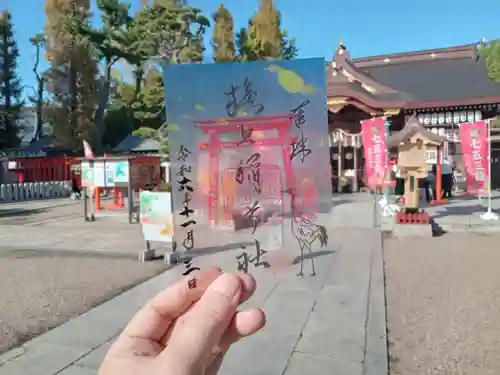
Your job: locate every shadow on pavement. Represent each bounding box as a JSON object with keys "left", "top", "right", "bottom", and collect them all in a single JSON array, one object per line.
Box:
[
  {"left": 0, "top": 248, "right": 157, "bottom": 261},
  {"left": 432, "top": 204, "right": 487, "bottom": 219},
  {"left": 331, "top": 198, "right": 354, "bottom": 207},
  {"left": 0, "top": 207, "right": 49, "bottom": 217},
  {"left": 292, "top": 249, "right": 335, "bottom": 265}
]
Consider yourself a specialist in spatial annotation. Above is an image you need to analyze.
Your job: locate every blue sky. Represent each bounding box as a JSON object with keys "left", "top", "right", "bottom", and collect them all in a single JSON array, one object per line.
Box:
[{"left": 6, "top": 0, "right": 500, "bottom": 95}]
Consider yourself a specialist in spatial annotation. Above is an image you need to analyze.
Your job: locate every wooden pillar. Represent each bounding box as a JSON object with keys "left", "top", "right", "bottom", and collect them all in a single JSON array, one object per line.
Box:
[
  {"left": 353, "top": 145, "right": 358, "bottom": 192},
  {"left": 208, "top": 133, "right": 221, "bottom": 225},
  {"left": 431, "top": 145, "right": 448, "bottom": 205},
  {"left": 404, "top": 176, "right": 411, "bottom": 207},
  {"left": 113, "top": 186, "right": 119, "bottom": 205},
  {"left": 337, "top": 142, "right": 343, "bottom": 192},
  {"left": 95, "top": 187, "right": 101, "bottom": 211},
  {"left": 436, "top": 146, "right": 442, "bottom": 201},
  {"left": 119, "top": 191, "right": 124, "bottom": 207}
]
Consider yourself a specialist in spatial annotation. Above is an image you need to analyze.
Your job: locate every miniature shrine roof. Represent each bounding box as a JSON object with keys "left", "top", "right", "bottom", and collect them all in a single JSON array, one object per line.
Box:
[
  {"left": 387, "top": 116, "right": 447, "bottom": 148},
  {"left": 327, "top": 42, "right": 500, "bottom": 112}
]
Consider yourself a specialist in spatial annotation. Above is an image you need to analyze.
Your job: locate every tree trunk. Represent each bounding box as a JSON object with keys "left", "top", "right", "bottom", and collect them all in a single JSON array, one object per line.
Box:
[
  {"left": 35, "top": 78, "right": 44, "bottom": 141},
  {"left": 69, "top": 59, "right": 78, "bottom": 149},
  {"left": 30, "top": 77, "right": 44, "bottom": 144},
  {"left": 92, "top": 57, "right": 112, "bottom": 152}
]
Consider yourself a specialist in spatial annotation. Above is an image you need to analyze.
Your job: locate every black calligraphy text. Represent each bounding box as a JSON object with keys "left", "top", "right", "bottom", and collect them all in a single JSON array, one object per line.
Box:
[
  {"left": 244, "top": 200, "right": 261, "bottom": 235},
  {"left": 236, "top": 239, "right": 270, "bottom": 273},
  {"left": 176, "top": 145, "right": 196, "bottom": 251},
  {"left": 177, "top": 176, "right": 194, "bottom": 192},
  {"left": 224, "top": 77, "right": 264, "bottom": 117},
  {"left": 177, "top": 145, "right": 192, "bottom": 162},
  {"left": 235, "top": 153, "right": 262, "bottom": 194},
  {"left": 181, "top": 220, "right": 197, "bottom": 228},
  {"left": 237, "top": 126, "right": 255, "bottom": 146},
  {"left": 290, "top": 132, "right": 312, "bottom": 162},
  {"left": 182, "top": 229, "right": 194, "bottom": 250},
  {"left": 182, "top": 257, "right": 200, "bottom": 276},
  {"left": 289, "top": 100, "right": 310, "bottom": 129}
]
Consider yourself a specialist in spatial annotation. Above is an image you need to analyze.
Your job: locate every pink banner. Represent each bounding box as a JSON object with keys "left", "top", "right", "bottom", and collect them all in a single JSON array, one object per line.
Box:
[
  {"left": 459, "top": 121, "right": 489, "bottom": 195},
  {"left": 361, "top": 118, "right": 388, "bottom": 188}
]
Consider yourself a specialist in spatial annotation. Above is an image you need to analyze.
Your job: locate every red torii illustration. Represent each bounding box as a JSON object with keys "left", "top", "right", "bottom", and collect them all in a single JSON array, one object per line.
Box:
[
  {"left": 220, "top": 164, "right": 283, "bottom": 226},
  {"left": 195, "top": 114, "right": 298, "bottom": 225}
]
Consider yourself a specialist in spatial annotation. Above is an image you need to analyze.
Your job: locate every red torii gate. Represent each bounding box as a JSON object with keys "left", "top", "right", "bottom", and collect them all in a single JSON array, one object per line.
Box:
[{"left": 195, "top": 114, "right": 298, "bottom": 225}]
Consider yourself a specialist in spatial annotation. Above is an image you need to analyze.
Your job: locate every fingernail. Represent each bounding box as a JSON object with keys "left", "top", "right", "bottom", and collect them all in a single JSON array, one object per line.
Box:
[{"left": 210, "top": 274, "right": 241, "bottom": 304}]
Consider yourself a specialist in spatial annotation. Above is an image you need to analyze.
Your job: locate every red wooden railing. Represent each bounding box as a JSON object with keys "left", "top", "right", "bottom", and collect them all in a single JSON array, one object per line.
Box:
[
  {"left": 8, "top": 156, "right": 80, "bottom": 184},
  {"left": 6, "top": 155, "right": 162, "bottom": 189}
]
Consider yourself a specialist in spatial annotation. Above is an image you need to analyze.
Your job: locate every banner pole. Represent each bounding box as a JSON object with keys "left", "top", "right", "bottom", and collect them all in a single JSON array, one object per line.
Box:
[
  {"left": 379, "top": 118, "right": 388, "bottom": 211},
  {"left": 480, "top": 118, "right": 498, "bottom": 220},
  {"left": 488, "top": 118, "right": 492, "bottom": 211},
  {"left": 379, "top": 117, "right": 397, "bottom": 216},
  {"left": 383, "top": 117, "right": 389, "bottom": 203}
]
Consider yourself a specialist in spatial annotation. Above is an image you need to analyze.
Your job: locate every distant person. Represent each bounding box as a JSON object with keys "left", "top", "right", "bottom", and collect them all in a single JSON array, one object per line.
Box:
[
  {"left": 393, "top": 163, "right": 404, "bottom": 197},
  {"left": 428, "top": 164, "right": 437, "bottom": 202},
  {"left": 442, "top": 157, "right": 453, "bottom": 198},
  {"left": 71, "top": 175, "right": 82, "bottom": 200},
  {"left": 99, "top": 270, "right": 265, "bottom": 375}
]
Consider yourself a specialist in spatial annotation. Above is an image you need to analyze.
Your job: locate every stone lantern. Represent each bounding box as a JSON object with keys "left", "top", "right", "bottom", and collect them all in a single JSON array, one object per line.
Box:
[{"left": 388, "top": 116, "right": 446, "bottom": 217}]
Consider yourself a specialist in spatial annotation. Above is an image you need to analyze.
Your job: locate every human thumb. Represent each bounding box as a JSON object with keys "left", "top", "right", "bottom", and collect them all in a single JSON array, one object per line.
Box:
[{"left": 160, "top": 273, "right": 242, "bottom": 370}]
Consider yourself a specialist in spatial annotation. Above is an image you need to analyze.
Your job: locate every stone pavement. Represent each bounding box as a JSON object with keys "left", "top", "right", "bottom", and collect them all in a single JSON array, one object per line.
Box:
[
  {"left": 330, "top": 193, "right": 379, "bottom": 229},
  {"left": 0, "top": 197, "right": 81, "bottom": 216},
  {"left": 0, "top": 195, "right": 388, "bottom": 375},
  {"left": 0, "top": 199, "right": 148, "bottom": 255},
  {"left": 425, "top": 191, "right": 500, "bottom": 232},
  {"left": 375, "top": 190, "right": 500, "bottom": 233}
]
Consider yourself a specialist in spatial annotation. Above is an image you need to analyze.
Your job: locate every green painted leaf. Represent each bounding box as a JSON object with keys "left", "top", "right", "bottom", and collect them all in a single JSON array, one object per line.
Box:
[
  {"left": 195, "top": 104, "right": 204, "bottom": 111},
  {"left": 166, "top": 123, "right": 180, "bottom": 131},
  {"left": 133, "top": 127, "right": 157, "bottom": 138}
]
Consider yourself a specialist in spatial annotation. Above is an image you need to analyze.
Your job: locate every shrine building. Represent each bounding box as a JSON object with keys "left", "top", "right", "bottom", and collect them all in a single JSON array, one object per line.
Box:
[{"left": 327, "top": 41, "right": 500, "bottom": 192}]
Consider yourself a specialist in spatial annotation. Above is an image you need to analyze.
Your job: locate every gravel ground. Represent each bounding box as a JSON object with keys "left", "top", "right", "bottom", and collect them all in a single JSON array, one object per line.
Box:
[
  {"left": 0, "top": 248, "right": 167, "bottom": 354},
  {"left": 384, "top": 233, "right": 500, "bottom": 375}
]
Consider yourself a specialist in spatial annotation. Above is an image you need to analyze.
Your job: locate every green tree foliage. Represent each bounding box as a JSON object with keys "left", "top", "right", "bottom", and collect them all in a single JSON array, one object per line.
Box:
[
  {"left": 44, "top": 0, "right": 99, "bottom": 152},
  {"left": 236, "top": 0, "right": 297, "bottom": 61},
  {"left": 128, "top": 2, "right": 209, "bottom": 158},
  {"left": 65, "top": 0, "right": 208, "bottom": 154},
  {"left": 155, "top": 0, "right": 188, "bottom": 5},
  {"left": 478, "top": 42, "right": 500, "bottom": 128},
  {"left": 105, "top": 68, "right": 165, "bottom": 147},
  {"left": 63, "top": 0, "right": 139, "bottom": 152},
  {"left": 0, "top": 9, "right": 22, "bottom": 149},
  {"left": 480, "top": 40, "right": 500, "bottom": 83},
  {"left": 143, "top": 0, "right": 187, "bottom": 6},
  {"left": 132, "top": 2, "right": 209, "bottom": 64},
  {"left": 211, "top": 4, "right": 235, "bottom": 62},
  {"left": 64, "top": 0, "right": 297, "bottom": 157}
]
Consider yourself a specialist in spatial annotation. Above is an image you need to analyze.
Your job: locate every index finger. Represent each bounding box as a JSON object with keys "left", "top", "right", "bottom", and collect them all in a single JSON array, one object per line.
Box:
[{"left": 120, "top": 267, "right": 222, "bottom": 343}]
